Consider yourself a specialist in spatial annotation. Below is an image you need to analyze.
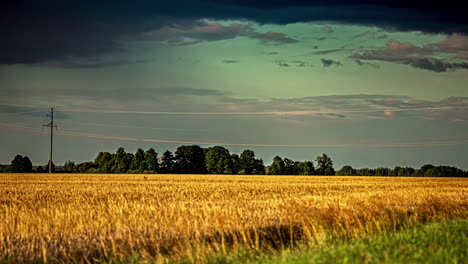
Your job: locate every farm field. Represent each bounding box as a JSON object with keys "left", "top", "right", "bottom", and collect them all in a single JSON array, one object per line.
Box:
[{"left": 0, "top": 174, "right": 467, "bottom": 263}]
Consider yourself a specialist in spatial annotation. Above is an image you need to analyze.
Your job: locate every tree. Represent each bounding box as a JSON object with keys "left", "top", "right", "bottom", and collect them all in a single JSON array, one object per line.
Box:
[
  {"left": 76, "top": 162, "right": 95, "bottom": 173},
  {"left": 397, "top": 167, "right": 415, "bottom": 176},
  {"left": 10, "top": 155, "right": 33, "bottom": 173},
  {"left": 284, "top": 158, "right": 299, "bottom": 175},
  {"left": 268, "top": 156, "right": 285, "bottom": 175},
  {"left": 392, "top": 166, "right": 401, "bottom": 176},
  {"left": 145, "top": 148, "right": 159, "bottom": 173},
  {"left": 63, "top": 160, "right": 76, "bottom": 173},
  {"left": 375, "top": 167, "right": 391, "bottom": 176},
  {"left": 240, "top": 149, "right": 256, "bottom": 174},
  {"left": 315, "top": 154, "right": 335, "bottom": 175},
  {"left": 253, "top": 159, "right": 266, "bottom": 175},
  {"left": 160, "top": 150, "right": 175, "bottom": 173},
  {"left": 206, "top": 146, "right": 231, "bottom": 174},
  {"left": 230, "top": 154, "right": 241, "bottom": 174},
  {"left": 337, "top": 165, "right": 356, "bottom": 176},
  {"left": 111, "top": 147, "right": 126, "bottom": 173},
  {"left": 44, "top": 161, "right": 56, "bottom": 173},
  {"left": 130, "top": 148, "right": 146, "bottom": 173},
  {"left": 94, "top": 152, "right": 113, "bottom": 173},
  {"left": 297, "top": 161, "right": 315, "bottom": 175},
  {"left": 35, "top": 165, "right": 45, "bottom": 173},
  {"left": 174, "top": 145, "right": 206, "bottom": 174}
]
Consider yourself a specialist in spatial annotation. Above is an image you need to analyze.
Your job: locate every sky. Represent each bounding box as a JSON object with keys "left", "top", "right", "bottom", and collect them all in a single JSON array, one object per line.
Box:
[{"left": 1, "top": 0, "right": 468, "bottom": 169}]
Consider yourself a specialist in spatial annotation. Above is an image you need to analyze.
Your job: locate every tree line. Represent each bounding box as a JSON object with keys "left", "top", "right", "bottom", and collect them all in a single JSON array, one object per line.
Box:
[{"left": 1, "top": 145, "right": 467, "bottom": 177}]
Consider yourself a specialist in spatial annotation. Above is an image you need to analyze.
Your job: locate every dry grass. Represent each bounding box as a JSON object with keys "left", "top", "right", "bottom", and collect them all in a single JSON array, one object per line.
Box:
[{"left": 0, "top": 174, "right": 466, "bottom": 263}]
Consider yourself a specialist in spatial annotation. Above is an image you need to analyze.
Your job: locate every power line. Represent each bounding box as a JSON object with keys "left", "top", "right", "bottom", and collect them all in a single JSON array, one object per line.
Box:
[
  {"left": 54, "top": 105, "right": 468, "bottom": 115},
  {"left": 1, "top": 121, "right": 468, "bottom": 148},
  {"left": 42, "top": 108, "right": 57, "bottom": 173},
  {"left": 0, "top": 110, "right": 46, "bottom": 116}
]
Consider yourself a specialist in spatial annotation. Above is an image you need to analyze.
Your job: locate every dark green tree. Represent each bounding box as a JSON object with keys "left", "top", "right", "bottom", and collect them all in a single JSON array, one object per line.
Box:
[
  {"left": 315, "top": 153, "right": 335, "bottom": 175},
  {"left": 284, "top": 158, "right": 299, "bottom": 175},
  {"left": 253, "top": 159, "right": 266, "bottom": 175},
  {"left": 130, "top": 148, "right": 146, "bottom": 173},
  {"left": 94, "top": 152, "right": 113, "bottom": 173},
  {"left": 337, "top": 165, "right": 356, "bottom": 176},
  {"left": 111, "top": 147, "right": 126, "bottom": 173},
  {"left": 392, "top": 166, "right": 401, "bottom": 176},
  {"left": 145, "top": 148, "right": 159, "bottom": 173},
  {"left": 240, "top": 149, "right": 257, "bottom": 174},
  {"left": 206, "top": 146, "right": 231, "bottom": 174},
  {"left": 174, "top": 145, "right": 206, "bottom": 174},
  {"left": 230, "top": 154, "right": 241, "bottom": 174},
  {"left": 76, "top": 162, "right": 95, "bottom": 173},
  {"left": 63, "top": 160, "right": 76, "bottom": 173},
  {"left": 297, "top": 161, "right": 315, "bottom": 175},
  {"left": 10, "top": 155, "right": 33, "bottom": 173},
  {"left": 375, "top": 167, "right": 391, "bottom": 176},
  {"left": 268, "top": 156, "right": 285, "bottom": 175},
  {"left": 160, "top": 150, "right": 175, "bottom": 173}
]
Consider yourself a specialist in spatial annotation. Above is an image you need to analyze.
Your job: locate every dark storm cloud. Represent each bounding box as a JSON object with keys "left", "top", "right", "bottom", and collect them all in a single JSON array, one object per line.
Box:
[
  {"left": 152, "top": 22, "right": 298, "bottom": 46},
  {"left": 350, "top": 40, "right": 468, "bottom": 72},
  {"left": 352, "top": 53, "right": 468, "bottom": 72},
  {"left": 2, "top": 0, "right": 468, "bottom": 65},
  {"left": 321, "top": 58, "right": 342, "bottom": 67}
]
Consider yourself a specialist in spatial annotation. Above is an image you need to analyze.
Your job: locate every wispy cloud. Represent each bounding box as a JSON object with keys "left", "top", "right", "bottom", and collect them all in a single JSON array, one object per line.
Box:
[
  {"left": 221, "top": 59, "right": 239, "bottom": 64},
  {"left": 321, "top": 58, "right": 342, "bottom": 67},
  {"left": 354, "top": 59, "right": 380, "bottom": 69}
]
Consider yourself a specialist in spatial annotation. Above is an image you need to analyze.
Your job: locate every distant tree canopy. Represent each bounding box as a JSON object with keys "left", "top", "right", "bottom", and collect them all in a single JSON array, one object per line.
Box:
[
  {"left": 315, "top": 154, "right": 335, "bottom": 175},
  {"left": 337, "top": 164, "right": 466, "bottom": 177},
  {"left": 174, "top": 145, "right": 206, "bottom": 174},
  {"left": 10, "top": 155, "right": 32, "bottom": 173},
  {"left": 1, "top": 146, "right": 467, "bottom": 177}
]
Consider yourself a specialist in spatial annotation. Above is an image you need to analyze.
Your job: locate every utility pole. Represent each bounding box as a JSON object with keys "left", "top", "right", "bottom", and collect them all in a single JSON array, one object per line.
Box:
[{"left": 43, "top": 108, "right": 57, "bottom": 173}]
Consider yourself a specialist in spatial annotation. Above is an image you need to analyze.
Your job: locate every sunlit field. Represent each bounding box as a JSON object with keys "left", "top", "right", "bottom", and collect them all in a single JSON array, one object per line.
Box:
[{"left": 0, "top": 174, "right": 467, "bottom": 263}]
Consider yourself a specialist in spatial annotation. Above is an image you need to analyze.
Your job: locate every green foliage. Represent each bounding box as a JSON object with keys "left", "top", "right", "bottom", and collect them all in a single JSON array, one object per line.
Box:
[
  {"left": 337, "top": 165, "right": 356, "bottom": 176},
  {"left": 10, "top": 154, "right": 32, "bottom": 173},
  {"left": 206, "top": 146, "right": 232, "bottom": 174},
  {"left": 63, "top": 160, "right": 76, "bottom": 173},
  {"left": 174, "top": 145, "right": 207, "bottom": 174},
  {"left": 315, "top": 154, "right": 335, "bottom": 175},
  {"left": 129, "top": 148, "right": 146, "bottom": 173},
  {"left": 263, "top": 219, "right": 468, "bottom": 264},
  {"left": 44, "top": 161, "right": 56, "bottom": 173},
  {"left": 268, "top": 156, "right": 285, "bottom": 175},
  {"left": 283, "top": 158, "right": 299, "bottom": 175},
  {"left": 6, "top": 145, "right": 465, "bottom": 176},
  {"left": 160, "top": 150, "right": 175, "bottom": 173},
  {"left": 144, "top": 148, "right": 159, "bottom": 173},
  {"left": 239, "top": 149, "right": 265, "bottom": 175},
  {"left": 76, "top": 161, "right": 95, "bottom": 173},
  {"left": 230, "top": 154, "right": 241, "bottom": 174},
  {"left": 94, "top": 152, "right": 113, "bottom": 173},
  {"left": 296, "top": 161, "right": 315, "bottom": 175}
]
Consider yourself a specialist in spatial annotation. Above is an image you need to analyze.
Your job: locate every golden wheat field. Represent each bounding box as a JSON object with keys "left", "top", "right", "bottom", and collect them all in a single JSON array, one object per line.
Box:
[{"left": 0, "top": 173, "right": 467, "bottom": 263}]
